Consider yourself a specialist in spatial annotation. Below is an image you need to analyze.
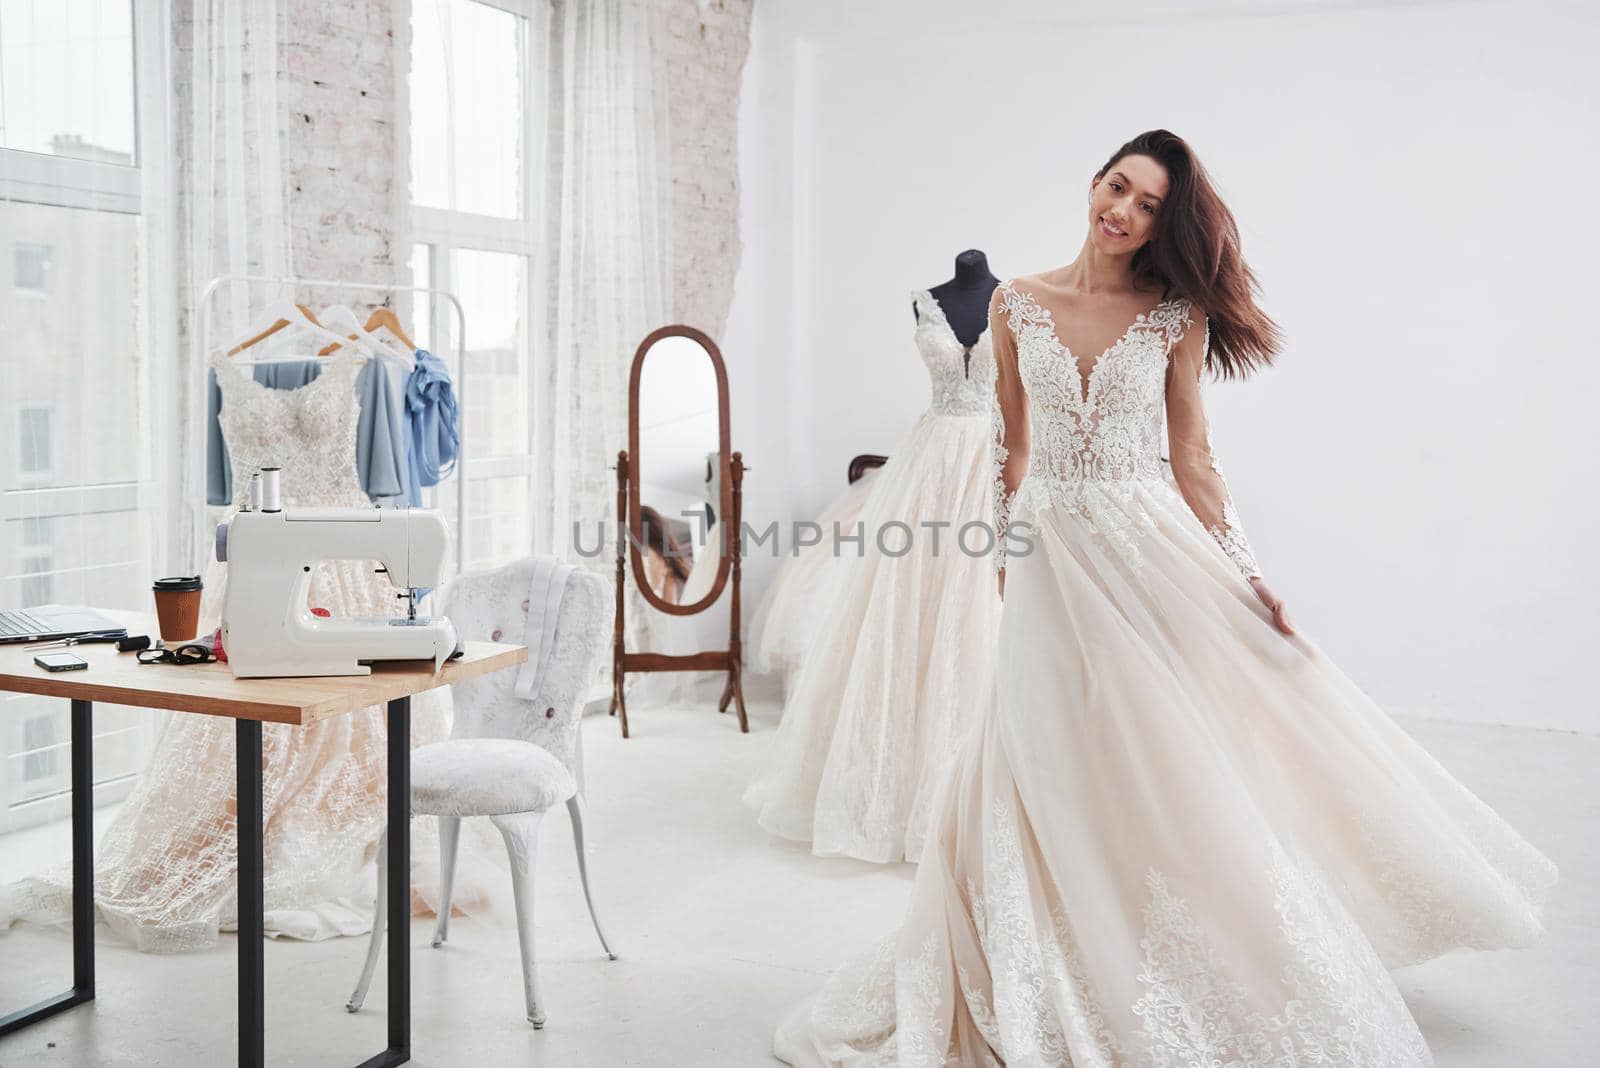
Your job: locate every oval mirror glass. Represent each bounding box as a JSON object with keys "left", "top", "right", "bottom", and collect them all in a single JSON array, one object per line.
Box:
[{"left": 631, "top": 331, "right": 729, "bottom": 613}]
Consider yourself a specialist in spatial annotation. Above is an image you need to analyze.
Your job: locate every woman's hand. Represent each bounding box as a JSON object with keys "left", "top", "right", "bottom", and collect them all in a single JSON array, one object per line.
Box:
[{"left": 1249, "top": 576, "right": 1295, "bottom": 635}]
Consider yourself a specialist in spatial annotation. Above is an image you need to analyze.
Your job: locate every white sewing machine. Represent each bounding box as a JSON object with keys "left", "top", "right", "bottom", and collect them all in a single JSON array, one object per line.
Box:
[{"left": 217, "top": 505, "right": 458, "bottom": 678}]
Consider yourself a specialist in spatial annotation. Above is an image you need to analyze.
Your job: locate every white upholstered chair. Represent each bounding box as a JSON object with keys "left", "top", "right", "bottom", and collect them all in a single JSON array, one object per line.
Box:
[{"left": 345, "top": 557, "right": 617, "bottom": 1028}]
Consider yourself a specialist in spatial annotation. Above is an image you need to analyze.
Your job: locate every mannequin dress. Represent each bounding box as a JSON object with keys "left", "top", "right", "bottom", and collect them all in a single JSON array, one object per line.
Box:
[
  {"left": 771, "top": 277, "right": 1557, "bottom": 1064},
  {"left": 0, "top": 349, "right": 487, "bottom": 950},
  {"left": 743, "top": 289, "right": 1004, "bottom": 864},
  {"left": 746, "top": 465, "right": 880, "bottom": 689}
]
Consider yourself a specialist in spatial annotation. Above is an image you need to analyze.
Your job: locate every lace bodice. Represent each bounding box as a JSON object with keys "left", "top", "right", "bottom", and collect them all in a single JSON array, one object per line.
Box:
[
  {"left": 913, "top": 289, "right": 996, "bottom": 417},
  {"left": 989, "top": 278, "right": 1262, "bottom": 579},
  {"left": 1005, "top": 281, "right": 1181, "bottom": 483},
  {"left": 212, "top": 349, "right": 368, "bottom": 508}
]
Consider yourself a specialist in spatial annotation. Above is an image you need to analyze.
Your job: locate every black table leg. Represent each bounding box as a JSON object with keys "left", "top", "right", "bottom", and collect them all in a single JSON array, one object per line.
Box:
[
  {"left": 70, "top": 700, "right": 94, "bottom": 997},
  {"left": 356, "top": 696, "right": 410, "bottom": 1068},
  {"left": 237, "top": 700, "right": 410, "bottom": 1068},
  {"left": 236, "top": 719, "right": 264, "bottom": 1068},
  {"left": 388, "top": 697, "right": 410, "bottom": 1060},
  {"left": 0, "top": 697, "right": 96, "bottom": 1036}
]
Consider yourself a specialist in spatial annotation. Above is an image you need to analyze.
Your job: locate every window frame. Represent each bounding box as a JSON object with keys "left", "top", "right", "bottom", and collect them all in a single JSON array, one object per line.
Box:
[
  {"left": 0, "top": 0, "right": 178, "bottom": 833},
  {"left": 404, "top": 0, "right": 549, "bottom": 573}
]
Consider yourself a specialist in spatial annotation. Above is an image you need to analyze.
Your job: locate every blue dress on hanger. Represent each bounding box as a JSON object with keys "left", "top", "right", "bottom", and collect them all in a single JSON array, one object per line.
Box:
[{"left": 403, "top": 349, "right": 460, "bottom": 507}]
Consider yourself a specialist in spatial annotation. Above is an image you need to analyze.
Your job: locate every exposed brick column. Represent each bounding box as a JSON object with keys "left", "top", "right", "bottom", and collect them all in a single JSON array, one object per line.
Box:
[
  {"left": 654, "top": 0, "right": 753, "bottom": 339},
  {"left": 279, "top": 0, "right": 403, "bottom": 305}
]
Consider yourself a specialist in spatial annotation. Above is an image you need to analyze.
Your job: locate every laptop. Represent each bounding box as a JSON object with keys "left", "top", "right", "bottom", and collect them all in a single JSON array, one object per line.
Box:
[{"left": 0, "top": 605, "right": 128, "bottom": 645}]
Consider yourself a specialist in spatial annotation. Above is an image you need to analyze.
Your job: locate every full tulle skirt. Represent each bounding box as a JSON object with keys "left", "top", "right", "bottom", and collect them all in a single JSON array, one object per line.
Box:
[
  {"left": 748, "top": 468, "right": 880, "bottom": 688},
  {"left": 744, "top": 411, "right": 1003, "bottom": 865},
  {"left": 0, "top": 539, "right": 502, "bottom": 952},
  {"left": 773, "top": 475, "right": 1557, "bottom": 1065}
]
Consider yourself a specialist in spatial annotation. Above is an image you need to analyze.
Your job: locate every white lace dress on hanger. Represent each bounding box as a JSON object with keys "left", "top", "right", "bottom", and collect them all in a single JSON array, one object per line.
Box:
[
  {"left": 743, "top": 289, "right": 1005, "bottom": 864},
  {"left": 772, "top": 278, "right": 1557, "bottom": 1065},
  {"left": 0, "top": 350, "right": 495, "bottom": 951}
]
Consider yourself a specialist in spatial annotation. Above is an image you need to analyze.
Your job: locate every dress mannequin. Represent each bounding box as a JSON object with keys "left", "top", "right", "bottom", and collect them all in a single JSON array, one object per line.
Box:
[
  {"left": 914, "top": 249, "right": 1001, "bottom": 376},
  {"left": 746, "top": 253, "right": 1005, "bottom": 863}
]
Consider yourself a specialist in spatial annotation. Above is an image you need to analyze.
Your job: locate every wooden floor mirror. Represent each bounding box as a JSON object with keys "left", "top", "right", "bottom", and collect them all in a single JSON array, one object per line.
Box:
[{"left": 610, "top": 325, "right": 747, "bottom": 738}]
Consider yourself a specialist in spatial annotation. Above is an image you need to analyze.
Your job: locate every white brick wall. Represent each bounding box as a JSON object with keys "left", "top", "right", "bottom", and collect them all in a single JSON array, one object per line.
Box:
[
  {"left": 654, "top": 0, "right": 754, "bottom": 340},
  {"left": 280, "top": 0, "right": 403, "bottom": 307},
  {"left": 175, "top": 0, "right": 749, "bottom": 338},
  {"left": 170, "top": 0, "right": 402, "bottom": 322}
]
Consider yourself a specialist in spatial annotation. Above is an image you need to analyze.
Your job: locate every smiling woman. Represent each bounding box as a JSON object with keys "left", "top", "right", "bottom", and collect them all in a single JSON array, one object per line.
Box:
[{"left": 772, "top": 128, "right": 1557, "bottom": 1067}]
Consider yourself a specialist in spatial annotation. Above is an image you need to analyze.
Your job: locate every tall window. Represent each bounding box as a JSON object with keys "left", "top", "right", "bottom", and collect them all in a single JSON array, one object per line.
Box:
[
  {"left": 409, "top": 0, "right": 543, "bottom": 573},
  {"left": 0, "top": 0, "right": 173, "bottom": 831}
]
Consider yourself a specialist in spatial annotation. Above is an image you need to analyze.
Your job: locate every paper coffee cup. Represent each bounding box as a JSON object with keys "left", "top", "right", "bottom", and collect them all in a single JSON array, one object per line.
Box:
[{"left": 153, "top": 575, "right": 204, "bottom": 642}]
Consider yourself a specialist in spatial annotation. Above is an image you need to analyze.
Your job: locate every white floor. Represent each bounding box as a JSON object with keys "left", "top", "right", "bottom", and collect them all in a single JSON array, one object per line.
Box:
[{"left": 0, "top": 686, "right": 1594, "bottom": 1066}]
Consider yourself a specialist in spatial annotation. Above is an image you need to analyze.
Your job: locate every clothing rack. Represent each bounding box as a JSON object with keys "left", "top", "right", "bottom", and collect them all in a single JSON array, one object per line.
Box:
[{"left": 195, "top": 273, "right": 472, "bottom": 573}]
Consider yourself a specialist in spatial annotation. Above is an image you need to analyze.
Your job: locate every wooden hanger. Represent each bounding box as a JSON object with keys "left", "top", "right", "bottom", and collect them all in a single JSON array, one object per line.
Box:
[
  {"left": 363, "top": 308, "right": 416, "bottom": 351},
  {"left": 316, "top": 307, "right": 416, "bottom": 356},
  {"left": 226, "top": 303, "right": 327, "bottom": 356}
]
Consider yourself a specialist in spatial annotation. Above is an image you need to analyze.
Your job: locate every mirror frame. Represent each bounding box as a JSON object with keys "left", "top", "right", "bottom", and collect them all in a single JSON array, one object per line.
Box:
[{"left": 626, "top": 324, "right": 733, "bottom": 616}]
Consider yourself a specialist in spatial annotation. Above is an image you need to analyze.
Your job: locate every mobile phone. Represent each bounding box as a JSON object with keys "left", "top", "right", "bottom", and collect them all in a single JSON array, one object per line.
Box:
[{"left": 34, "top": 652, "right": 89, "bottom": 672}]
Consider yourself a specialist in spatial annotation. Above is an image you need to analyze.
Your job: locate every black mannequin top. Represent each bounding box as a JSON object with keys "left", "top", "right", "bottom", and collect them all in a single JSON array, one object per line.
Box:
[{"left": 915, "top": 248, "right": 1001, "bottom": 377}]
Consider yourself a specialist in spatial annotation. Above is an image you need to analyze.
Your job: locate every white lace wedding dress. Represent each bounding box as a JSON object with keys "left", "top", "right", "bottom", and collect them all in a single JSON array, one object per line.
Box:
[
  {"left": 744, "top": 289, "right": 1004, "bottom": 864},
  {"left": 747, "top": 467, "right": 880, "bottom": 688},
  {"left": 1, "top": 350, "right": 488, "bottom": 951},
  {"left": 772, "top": 278, "right": 1557, "bottom": 1065}
]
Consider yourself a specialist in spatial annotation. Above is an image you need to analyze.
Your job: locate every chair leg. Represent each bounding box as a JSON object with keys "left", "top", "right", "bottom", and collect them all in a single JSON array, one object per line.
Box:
[
  {"left": 431, "top": 816, "right": 462, "bottom": 947},
  {"left": 346, "top": 828, "right": 388, "bottom": 1013},
  {"left": 492, "top": 812, "right": 547, "bottom": 1028},
  {"left": 566, "top": 794, "right": 617, "bottom": 960}
]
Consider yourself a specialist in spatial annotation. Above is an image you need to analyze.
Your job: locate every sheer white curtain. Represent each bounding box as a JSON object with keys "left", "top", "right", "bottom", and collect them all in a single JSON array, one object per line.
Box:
[
  {"left": 534, "top": 0, "right": 690, "bottom": 702},
  {"left": 176, "top": 0, "right": 292, "bottom": 567},
  {"left": 536, "top": 0, "right": 671, "bottom": 569}
]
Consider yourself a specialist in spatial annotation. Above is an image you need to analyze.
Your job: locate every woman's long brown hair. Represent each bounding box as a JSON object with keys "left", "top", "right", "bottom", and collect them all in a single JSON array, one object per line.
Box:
[{"left": 1098, "top": 129, "right": 1283, "bottom": 379}]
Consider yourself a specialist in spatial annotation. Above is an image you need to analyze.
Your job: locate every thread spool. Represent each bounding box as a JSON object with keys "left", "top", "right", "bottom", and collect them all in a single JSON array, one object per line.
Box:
[
  {"left": 260, "top": 467, "right": 282, "bottom": 513},
  {"left": 247, "top": 472, "right": 262, "bottom": 512}
]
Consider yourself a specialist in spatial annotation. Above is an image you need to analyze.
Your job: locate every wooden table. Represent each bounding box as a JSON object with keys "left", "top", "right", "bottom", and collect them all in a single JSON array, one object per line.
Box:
[{"left": 0, "top": 611, "right": 527, "bottom": 1067}]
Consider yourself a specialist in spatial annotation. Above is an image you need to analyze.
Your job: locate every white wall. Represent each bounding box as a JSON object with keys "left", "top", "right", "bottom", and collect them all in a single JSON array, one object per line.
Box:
[{"left": 725, "top": 0, "right": 1599, "bottom": 733}]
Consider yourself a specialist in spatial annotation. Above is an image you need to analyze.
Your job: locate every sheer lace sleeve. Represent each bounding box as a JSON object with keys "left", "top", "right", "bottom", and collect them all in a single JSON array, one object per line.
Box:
[
  {"left": 1166, "top": 305, "right": 1263, "bottom": 581},
  {"left": 990, "top": 282, "right": 1030, "bottom": 574}
]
